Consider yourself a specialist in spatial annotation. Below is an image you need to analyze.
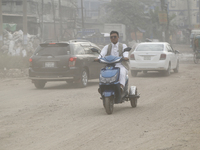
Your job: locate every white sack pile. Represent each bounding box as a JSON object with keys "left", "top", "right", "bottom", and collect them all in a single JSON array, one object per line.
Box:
[{"left": 1, "top": 29, "right": 40, "bottom": 57}]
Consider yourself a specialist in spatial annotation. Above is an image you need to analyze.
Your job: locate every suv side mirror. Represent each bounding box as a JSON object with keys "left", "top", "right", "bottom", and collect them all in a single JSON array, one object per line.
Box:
[
  {"left": 91, "top": 48, "right": 99, "bottom": 53},
  {"left": 124, "top": 47, "right": 132, "bottom": 52}
]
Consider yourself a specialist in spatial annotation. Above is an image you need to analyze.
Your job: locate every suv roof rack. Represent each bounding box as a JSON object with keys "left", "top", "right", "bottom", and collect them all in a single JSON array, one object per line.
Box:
[
  {"left": 43, "top": 39, "right": 90, "bottom": 44},
  {"left": 69, "top": 39, "right": 90, "bottom": 43},
  {"left": 43, "top": 40, "right": 69, "bottom": 44},
  {"left": 43, "top": 39, "right": 59, "bottom": 43}
]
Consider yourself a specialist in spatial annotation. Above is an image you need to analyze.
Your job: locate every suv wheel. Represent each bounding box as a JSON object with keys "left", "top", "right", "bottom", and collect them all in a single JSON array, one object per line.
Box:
[
  {"left": 78, "top": 69, "right": 88, "bottom": 88},
  {"left": 33, "top": 80, "right": 46, "bottom": 89},
  {"left": 131, "top": 71, "right": 138, "bottom": 77}
]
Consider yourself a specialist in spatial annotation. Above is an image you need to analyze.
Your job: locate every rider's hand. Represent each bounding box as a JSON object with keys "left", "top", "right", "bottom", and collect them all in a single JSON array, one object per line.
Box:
[
  {"left": 94, "top": 58, "right": 99, "bottom": 62},
  {"left": 122, "top": 57, "right": 129, "bottom": 61}
]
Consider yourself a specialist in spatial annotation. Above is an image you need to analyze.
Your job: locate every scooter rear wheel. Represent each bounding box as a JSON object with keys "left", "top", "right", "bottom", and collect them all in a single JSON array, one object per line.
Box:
[
  {"left": 104, "top": 97, "right": 114, "bottom": 114},
  {"left": 194, "top": 53, "right": 200, "bottom": 64},
  {"left": 130, "top": 89, "right": 138, "bottom": 108}
]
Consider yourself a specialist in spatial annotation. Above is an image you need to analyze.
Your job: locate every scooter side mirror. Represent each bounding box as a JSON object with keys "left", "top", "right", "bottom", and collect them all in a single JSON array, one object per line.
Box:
[{"left": 124, "top": 47, "right": 132, "bottom": 52}]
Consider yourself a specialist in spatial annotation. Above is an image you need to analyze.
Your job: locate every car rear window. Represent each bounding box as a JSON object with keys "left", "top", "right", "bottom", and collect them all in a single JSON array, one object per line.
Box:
[
  {"left": 34, "top": 45, "right": 70, "bottom": 56},
  {"left": 72, "top": 44, "right": 85, "bottom": 54},
  {"left": 136, "top": 44, "right": 164, "bottom": 51}
]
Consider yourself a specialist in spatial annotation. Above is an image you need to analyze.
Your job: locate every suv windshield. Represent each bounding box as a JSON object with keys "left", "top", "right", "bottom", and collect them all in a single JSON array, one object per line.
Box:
[
  {"left": 136, "top": 44, "right": 164, "bottom": 51},
  {"left": 35, "top": 45, "right": 70, "bottom": 56}
]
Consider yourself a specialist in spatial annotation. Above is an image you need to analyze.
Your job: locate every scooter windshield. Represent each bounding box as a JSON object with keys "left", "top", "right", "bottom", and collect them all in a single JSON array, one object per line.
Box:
[{"left": 100, "top": 55, "right": 122, "bottom": 64}]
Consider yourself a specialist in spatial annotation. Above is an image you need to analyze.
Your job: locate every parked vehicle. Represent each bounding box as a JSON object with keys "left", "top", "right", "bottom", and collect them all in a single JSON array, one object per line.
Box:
[
  {"left": 193, "top": 35, "right": 200, "bottom": 64},
  {"left": 29, "top": 39, "right": 103, "bottom": 89},
  {"left": 130, "top": 42, "right": 179, "bottom": 77},
  {"left": 190, "top": 30, "right": 200, "bottom": 48},
  {"left": 193, "top": 50, "right": 200, "bottom": 64},
  {"left": 92, "top": 47, "right": 140, "bottom": 115}
]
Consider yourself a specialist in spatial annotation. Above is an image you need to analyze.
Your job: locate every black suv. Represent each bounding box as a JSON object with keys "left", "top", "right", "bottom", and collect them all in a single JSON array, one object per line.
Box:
[{"left": 29, "top": 40, "right": 103, "bottom": 89}]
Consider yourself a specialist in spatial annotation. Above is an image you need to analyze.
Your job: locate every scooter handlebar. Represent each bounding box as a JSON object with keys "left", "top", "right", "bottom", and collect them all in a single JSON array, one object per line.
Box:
[{"left": 121, "top": 57, "right": 129, "bottom": 61}]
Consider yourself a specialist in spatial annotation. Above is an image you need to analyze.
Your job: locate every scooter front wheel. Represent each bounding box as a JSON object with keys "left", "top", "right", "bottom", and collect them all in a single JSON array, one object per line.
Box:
[{"left": 104, "top": 97, "right": 114, "bottom": 114}]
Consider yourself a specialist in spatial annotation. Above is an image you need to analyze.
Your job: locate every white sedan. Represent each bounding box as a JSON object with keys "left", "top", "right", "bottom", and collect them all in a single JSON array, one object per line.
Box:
[{"left": 129, "top": 42, "right": 179, "bottom": 77}]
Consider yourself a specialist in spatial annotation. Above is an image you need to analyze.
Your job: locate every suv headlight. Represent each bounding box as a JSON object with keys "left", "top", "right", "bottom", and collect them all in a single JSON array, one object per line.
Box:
[{"left": 100, "top": 74, "right": 118, "bottom": 83}]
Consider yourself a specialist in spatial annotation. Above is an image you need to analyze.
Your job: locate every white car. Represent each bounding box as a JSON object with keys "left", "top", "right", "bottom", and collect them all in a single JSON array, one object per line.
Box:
[{"left": 129, "top": 42, "right": 179, "bottom": 77}]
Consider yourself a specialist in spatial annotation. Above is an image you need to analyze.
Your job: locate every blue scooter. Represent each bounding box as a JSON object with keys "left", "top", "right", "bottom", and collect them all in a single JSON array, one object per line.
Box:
[{"left": 92, "top": 47, "right": 140, "bottom": 114}]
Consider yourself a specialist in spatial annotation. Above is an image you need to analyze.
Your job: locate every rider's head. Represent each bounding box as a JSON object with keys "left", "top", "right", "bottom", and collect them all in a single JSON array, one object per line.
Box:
[{"left": 110, "top": 31, "right": 119, "bottom": 44}]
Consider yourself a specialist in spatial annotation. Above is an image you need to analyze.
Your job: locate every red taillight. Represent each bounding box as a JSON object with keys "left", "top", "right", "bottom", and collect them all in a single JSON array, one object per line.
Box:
[
  {"left": 130, "top": 54, "right": 135, "bottom": 60},
  {"left": 29, "top": 58, "right": 33, "bottom": 66},
  {"left": 49, "top": 43, "right": 56, "bottom": 45},
  {"left": 69, "top": 57, "right": 77, "bottom": 67},
  {"left": 160, "top": 54, "right": 166, "bottom": 60}
]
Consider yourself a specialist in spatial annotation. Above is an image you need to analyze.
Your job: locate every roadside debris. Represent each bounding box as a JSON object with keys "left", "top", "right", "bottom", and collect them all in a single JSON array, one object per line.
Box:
[{"left": 0, "top": 29, "right": 40, "bottom": 56}]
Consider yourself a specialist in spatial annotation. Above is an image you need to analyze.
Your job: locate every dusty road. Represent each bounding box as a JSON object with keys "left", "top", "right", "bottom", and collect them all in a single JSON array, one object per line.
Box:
[{"left": 0, "top": 45, "right": 200, "bottom": 150}]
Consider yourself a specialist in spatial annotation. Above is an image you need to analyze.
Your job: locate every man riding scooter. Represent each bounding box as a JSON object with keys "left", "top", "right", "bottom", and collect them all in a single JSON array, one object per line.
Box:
[{"left": 94, "top": 31, "right": 129, "bottom": 92}]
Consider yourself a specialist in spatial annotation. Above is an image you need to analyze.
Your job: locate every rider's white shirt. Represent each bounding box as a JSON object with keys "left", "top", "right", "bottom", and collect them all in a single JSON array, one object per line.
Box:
[{"left": 98, "top": 42, "right": 128, "bottom": 67}]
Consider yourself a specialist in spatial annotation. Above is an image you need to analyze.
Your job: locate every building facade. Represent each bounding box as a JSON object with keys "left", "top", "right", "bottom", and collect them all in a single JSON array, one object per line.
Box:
[
  {"left": 2, "top": 0, "right": 77, "bottom": 40},
  {"left": 168, "top": 0, "right": 200, "bottom": 29},
  {"left": 77, "top": 0, "right": 111, "bottom": 19}
]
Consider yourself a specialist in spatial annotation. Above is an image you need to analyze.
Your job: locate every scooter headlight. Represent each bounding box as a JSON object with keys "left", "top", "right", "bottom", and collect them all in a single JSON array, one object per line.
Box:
[
  {"left": 110, "top": 74, "right": 118, "bottom": 82},
  {"left": 100, "top": 74, "right": 107, "bottom": 83},
  {"left": 100, "top": 74, "right": 118, "bottom": 83}
]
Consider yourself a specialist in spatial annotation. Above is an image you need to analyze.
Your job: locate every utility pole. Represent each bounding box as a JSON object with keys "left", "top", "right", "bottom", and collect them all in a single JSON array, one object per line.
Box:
[
  {"left": 51, "top": 0, "right": 57, "bottom": 40},
  {"left": 41, "top": 0, "right": 44, "bottom": 42},
  {"left": 23, "top": 0, "right": 28, "bottom": 47},
  {"left": 59, "top": 0, "right": 63, "bottom": 40},
  {"left": 0, "top": 0, "right": 3, "bottom": 49},
  {"left": 166, "top": 3, "right": 169, "bottom": 43},
  {"left": 0, "top": 0, "right": 3, "bottom": 47},
  {"left": 81, "top": 0, "right": 84, "bottom": 37},
  {"left": 160, "top": 0, "right": 169, "bottom": 42},
  {"left": 199, "top": 0, "right": 200, "bottom": 26},
  {"left": 187, "top": 0, "right": 191, "bottom": 28}
]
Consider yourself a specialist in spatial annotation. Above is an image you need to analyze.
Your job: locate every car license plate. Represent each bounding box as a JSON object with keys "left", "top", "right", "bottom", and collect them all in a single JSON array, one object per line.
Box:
[
  {"left": 45, "top": 62, "right": 55, "bottom": 68},
  {"left": 144, "top": 56, "right": 151, "bottom": 60}
]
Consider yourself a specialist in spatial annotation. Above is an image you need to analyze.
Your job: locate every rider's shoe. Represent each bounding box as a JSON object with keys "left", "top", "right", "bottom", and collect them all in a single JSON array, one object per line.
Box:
[
  {"left": 120, "top": 86, "right": 124, "bottom": 93},
  {"left": 98, "top": 88, "right": 101, "bottom": 94}
]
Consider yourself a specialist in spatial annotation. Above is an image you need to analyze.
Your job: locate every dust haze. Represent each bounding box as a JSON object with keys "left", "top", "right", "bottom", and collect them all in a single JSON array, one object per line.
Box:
[{"left": 0, "top": 0, "right": 200, "bottom": 150}]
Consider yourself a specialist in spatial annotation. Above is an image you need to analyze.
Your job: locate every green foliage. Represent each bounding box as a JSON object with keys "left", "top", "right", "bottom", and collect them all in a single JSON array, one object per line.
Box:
[
  {"left": 103, "top": 0, "right": 177, "bottom": 41},
  {"left": 105, "top": 0, "right": 145, "bottom": 27}
]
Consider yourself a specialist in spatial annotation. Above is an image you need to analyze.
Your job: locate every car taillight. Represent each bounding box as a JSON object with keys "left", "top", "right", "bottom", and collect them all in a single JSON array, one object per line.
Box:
[
  {"left": 130, "top": 54, "right": 135, "bottom": 60},
  {"left": 29, "top": 58, "right": 33, "bottom": 66},
  {"left": 160, "top": 54, "right": 166, "bottom": 60},
  {"left": 69, "top": 57, "right": 77, "bottom": 67}
]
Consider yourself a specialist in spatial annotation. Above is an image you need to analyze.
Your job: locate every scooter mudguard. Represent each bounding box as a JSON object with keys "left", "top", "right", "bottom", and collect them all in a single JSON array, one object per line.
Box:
[
  {"left": 129, "top": 86, "right": 137, "bottom": 97},
  {"left": 102, "top": 90, "right": 115, "bottom": 97}
]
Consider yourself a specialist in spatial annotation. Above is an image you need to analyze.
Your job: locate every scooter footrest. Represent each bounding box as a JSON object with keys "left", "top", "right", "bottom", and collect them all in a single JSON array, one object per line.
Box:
[{"left": 129, "top": 94, "right": 140, "bottom": 99}]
